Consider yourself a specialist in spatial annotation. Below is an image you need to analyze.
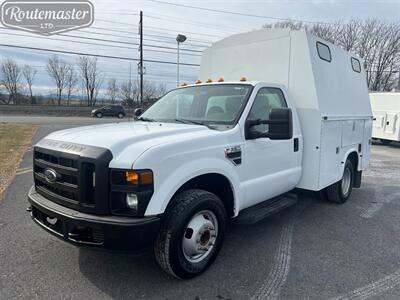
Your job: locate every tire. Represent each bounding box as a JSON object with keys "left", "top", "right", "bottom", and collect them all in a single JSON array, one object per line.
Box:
[
  {"left": 154, "top": 189, "right": 227, "bottom": 279},
  {"left": 96, "top": 112, "right": 103, "bottom": 118},
  {"left": 117, "top": 113, "right": 124, "bottom": 119},
  {"left": 380, "top": 139, "right": 392, "bottom": 146},
  {"left": 326, "top": 159, "right": 354, "bottom": 204}
]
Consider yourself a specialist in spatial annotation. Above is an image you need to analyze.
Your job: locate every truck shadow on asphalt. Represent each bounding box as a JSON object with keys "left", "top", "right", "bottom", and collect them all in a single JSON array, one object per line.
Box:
[
  {"left": 75, "top": 185, "right": 400, "bottom": 299},
  {"left": 372, "top": 140, "right": 400, "bottom": 148},
  {"left": 76, "top": 195, "right": 317, "bottom": 299}
]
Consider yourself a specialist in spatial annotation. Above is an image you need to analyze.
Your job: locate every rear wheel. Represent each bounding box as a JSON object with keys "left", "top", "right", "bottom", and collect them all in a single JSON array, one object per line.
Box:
[
  {"left": 154, "top": 189, "right": 227, "bottom": 279},
  {"left": 325, "top": 159, "right": 354, "bottom": 204},
  {"left": 117, "top": 113, "right": 124, "bottom": 119}
]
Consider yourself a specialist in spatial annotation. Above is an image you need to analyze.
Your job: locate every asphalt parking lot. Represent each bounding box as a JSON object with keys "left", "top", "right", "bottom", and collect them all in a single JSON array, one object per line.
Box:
[{"left": 1, "top": 117, "right": 400, "bottom": 299}]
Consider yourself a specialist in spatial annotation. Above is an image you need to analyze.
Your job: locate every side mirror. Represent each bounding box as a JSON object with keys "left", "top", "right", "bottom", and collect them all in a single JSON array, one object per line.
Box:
[
  {"left": 245, "top": 108, "right": 293, "bottom": 140},
  {"left": 134, "top": 108, "right": 143, "bottom": 117},
  {"left": 267, "top": 108, "right": 293, "bottom": 140}
]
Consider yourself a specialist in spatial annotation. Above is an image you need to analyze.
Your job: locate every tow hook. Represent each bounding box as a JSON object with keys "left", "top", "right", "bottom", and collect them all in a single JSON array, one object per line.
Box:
[{"left": 26, "top": 206, "right": 32, "bottom": 212}]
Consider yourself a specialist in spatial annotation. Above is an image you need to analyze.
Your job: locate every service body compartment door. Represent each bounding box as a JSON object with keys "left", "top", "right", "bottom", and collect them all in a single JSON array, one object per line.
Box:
[
  {"left": 319, "top": 121, "right": 342, "bottom": 189},
  {"left": 361, "top": 119, "right": 372, "bottom": 170},
  {"left": 341, "top": 120, "right": 364, "bottom": 147},
  {"left": 384, "top": 113, "right": 398, "bottom": 134}
]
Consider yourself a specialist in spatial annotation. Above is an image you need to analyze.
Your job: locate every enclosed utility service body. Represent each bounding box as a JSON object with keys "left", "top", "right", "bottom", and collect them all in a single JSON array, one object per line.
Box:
[
  {"left": 370, "top": 92, "right": 400, "bottom": 144},
  {"left": 27, "top": 29, "right": 372, "bottom": 279},
  {"left": 200, "top": 29, "right": 372, "bottom": 192}
]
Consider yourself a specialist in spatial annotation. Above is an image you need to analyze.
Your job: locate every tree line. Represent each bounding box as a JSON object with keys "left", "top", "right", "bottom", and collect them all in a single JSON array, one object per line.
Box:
[
  {"left": 1, "top": 18, "right": 399, "bottom": 104},
  {"left": 0, "top": 55, "right": 167, "bottom": 106},
  {"left": 264, "top": 19, "right": 400, "bottom": 91}
]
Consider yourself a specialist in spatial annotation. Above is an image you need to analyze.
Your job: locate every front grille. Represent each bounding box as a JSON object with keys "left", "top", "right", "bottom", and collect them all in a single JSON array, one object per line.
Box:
[{"left": 33, "top": 144, "right": 112, "bottom": 214}]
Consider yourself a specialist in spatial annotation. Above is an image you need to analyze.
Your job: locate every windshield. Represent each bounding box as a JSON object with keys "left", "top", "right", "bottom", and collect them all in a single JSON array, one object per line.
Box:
[{"left": 140, "top": 84, "right": 252, "bottom": 125}]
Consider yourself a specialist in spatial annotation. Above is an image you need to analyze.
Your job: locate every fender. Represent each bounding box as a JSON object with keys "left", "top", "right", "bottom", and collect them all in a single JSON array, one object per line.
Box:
[
  {"left": 341, "top": 148, "right": 360, "bottom": 174},
  {"left": 144, "top": 157, "right": 243, "bottom": 216}
]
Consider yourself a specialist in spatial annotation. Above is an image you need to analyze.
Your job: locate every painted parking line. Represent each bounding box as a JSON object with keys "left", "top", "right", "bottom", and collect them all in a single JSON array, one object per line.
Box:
[
  {"left": 332, "top": 269, "right": 400, "bottom": 300},
  {"left": 360, "top": 186, "right": 400, "bottom": 219},
  {"left": 15, "top": 168, "right": 33, "bottom": 176}
]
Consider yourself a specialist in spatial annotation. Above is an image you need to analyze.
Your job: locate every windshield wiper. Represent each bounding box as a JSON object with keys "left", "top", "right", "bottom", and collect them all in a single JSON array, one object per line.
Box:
[
  {"left": 138, "top": 117, "right": 156, "bottom": 122},
  {"left": 174, "top": 118, "right": 217, "bottom": 129}
]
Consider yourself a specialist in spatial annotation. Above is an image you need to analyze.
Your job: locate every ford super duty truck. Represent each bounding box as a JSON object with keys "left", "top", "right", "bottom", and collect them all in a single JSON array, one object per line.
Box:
[{"left": 27, "top": 29, "right": 372, "bottom": 279}]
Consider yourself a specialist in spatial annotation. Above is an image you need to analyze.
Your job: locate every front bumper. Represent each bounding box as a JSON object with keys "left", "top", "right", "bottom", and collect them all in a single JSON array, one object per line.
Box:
[{"left": 27, "top": 186, "right": 161, "bottom": 253}]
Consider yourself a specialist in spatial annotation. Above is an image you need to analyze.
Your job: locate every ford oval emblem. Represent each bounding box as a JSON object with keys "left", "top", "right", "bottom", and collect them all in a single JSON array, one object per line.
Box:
[{"left": 44, "top": 168, "right": 58, "bottom": 183}]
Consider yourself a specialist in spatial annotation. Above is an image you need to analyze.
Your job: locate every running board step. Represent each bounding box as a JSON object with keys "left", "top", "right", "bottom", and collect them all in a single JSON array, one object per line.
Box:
[{"left": 236, "top": 193, "right": 298, "bottom": 224}]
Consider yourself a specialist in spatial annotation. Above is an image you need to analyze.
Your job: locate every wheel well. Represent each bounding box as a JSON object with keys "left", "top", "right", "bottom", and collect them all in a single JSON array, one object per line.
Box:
[
  {"left": 174, "top": 173, "right": 235, "bottom": 217},
  {"left": 347, "top": 151, "right": 359, "bottom": 170}
]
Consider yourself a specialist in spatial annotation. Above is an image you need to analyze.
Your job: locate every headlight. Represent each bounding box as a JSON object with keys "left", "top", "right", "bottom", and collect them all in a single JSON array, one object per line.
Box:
[
  {"left": 110, "top": 169, "right": 154, "bottom": 217},
  {"left": 126, "top": 193, "right": 138, "bottom": 209},
  {"left": 91, "top": 110, "right": 96, "bottom": 113}
]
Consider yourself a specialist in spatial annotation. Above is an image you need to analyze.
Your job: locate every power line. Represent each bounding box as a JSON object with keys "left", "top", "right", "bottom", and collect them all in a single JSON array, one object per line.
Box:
[
  {"left": 146, "top": 0, "right": 333, "bottom": 25},
  {"left": 0, "top": 44, "right": 201, "bottom": 66},
  {"left": 144, "top": 12, "right": 247, "bottom": 33},
  {"left": 88, "top": 26, "right": 213, "bottom": 44},
  {"left": 146, "top": 25, "right": 225, "bottom": 38},
  {"left": 79, "top": 28, "right": 210, "bottom": 48},
  {"left": 0, "top": 29, "right": 203, "bottom": 54}
]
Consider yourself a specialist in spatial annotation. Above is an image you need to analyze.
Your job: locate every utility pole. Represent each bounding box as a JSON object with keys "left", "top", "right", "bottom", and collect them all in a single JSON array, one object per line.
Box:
[
  {"left": 139, "top": 11, "right": 144, "bottom": 105},
  {"left": 176, "top": 34, "right": 187, "bottom": 87}
]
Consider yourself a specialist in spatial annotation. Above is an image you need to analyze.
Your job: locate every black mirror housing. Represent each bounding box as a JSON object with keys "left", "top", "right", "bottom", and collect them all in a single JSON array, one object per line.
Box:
[
  {"left": 134, "top": 108, "right": 143, "bottom": 117},
  {"left": 268, "top": 108, "right": 293, "bottom": 140},
  {"left": 245, "top": 108, "right": 293, "bottom": 140}
]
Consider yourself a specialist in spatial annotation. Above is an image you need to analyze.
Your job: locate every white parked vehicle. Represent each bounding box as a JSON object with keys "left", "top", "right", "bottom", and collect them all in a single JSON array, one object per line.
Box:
[
  {"left": 370, "top": 92, "right": 400, "bottom": 145},
  {"left": 28, "top": 29, "right": 372, "bottom": 279}
]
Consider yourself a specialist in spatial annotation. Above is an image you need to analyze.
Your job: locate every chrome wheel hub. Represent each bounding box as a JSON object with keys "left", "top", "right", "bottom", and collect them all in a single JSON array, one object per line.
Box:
[
  {"left": 182, "top": 210, "right": 218, "bottom": 263},
  {"left": 342, "top": 167, "right": 351, "bottom": 195}
]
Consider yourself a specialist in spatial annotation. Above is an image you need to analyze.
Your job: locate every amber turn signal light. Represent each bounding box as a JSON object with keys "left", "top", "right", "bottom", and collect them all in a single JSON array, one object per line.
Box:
[
  {"left": 125, "top": 171, "right": 139, "bottom": 185},
  {"left": 125, "top": 170, "right": 153, "bottom": 185}
]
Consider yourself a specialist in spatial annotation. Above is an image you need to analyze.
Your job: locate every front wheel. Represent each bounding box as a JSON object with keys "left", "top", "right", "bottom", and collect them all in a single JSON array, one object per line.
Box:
[
  {"left": 325, "top": 159, "right": 354, "bottom": 204},
  {"left": 154, "top": 189, "right": 227, "bottom": 279},
  {"left": 96, "top": 112, "right": 103, "bottom": 118}
]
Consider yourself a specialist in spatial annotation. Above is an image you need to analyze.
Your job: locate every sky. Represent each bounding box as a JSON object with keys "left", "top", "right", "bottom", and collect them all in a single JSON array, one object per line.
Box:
[{"left": 0, "top": 0, "right": 399, "bottom": 96}]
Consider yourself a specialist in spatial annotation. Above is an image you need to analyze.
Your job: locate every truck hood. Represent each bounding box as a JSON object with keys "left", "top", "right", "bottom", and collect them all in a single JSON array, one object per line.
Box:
[{"left": 42, "top": 121, "right": 212, "bottom": 168}]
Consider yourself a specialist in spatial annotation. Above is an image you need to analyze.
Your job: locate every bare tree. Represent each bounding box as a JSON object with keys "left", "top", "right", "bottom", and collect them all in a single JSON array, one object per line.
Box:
[
  {"left": 107, "top": 78, "right": 119, "bottom": 104},
  {"left": 119, "top": 80, "right": 133, "bottom": 106},
  {"left": 46, "top": 55, "right": 69, "bottom": 105},
  {"left": 22, "top": 65, "right": 37, "bottom": 105},
  {"left": 77, "top": 56, "right": 102, "bottom": 106},
  {"left": 0, "top": 58, "right": 22, "bottom": 104},
  {"left": 65, "top": 65, "right": 77, "bottom": 106},
  {"left": 119, "top": 79, "right": 168, "bottom": 107}
]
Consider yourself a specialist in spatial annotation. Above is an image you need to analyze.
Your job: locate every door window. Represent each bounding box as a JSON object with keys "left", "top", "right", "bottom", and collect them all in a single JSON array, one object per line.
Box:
[{"left": 247, "top": 88, "right": 287, "bottom": 134}]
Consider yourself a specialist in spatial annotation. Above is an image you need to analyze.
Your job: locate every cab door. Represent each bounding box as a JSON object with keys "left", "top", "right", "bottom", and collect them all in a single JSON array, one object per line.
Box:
[{"left": 242, "top": 87, "right": 301, "bottom": 208}]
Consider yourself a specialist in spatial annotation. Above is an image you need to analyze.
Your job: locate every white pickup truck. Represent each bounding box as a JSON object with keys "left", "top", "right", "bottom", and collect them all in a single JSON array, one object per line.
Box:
[{"left": 28, "top": 29, "right": 372, "bottom": 279}]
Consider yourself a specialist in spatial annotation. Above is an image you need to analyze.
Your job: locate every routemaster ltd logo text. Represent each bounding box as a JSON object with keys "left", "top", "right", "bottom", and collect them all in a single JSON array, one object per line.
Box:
[{"left": 0, "top": 0, "right": 94, "bottom": 35}]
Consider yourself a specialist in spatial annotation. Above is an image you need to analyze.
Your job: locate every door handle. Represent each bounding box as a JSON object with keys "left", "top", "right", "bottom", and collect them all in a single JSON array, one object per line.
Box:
[{"left": 294, "top": 138, "right": 299, "bottom": 152}]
